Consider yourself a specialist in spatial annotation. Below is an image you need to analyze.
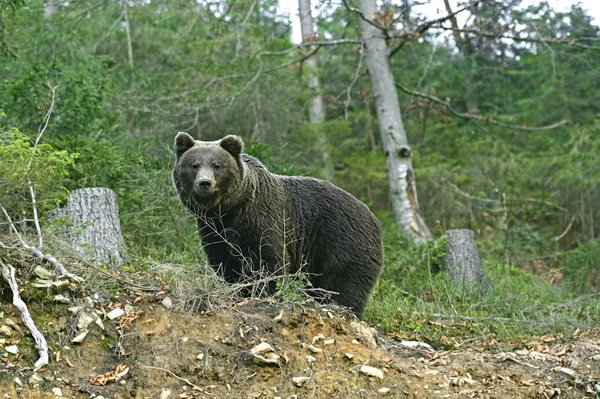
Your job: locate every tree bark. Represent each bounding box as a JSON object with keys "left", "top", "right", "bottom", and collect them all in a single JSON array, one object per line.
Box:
[
  {"left": 356, "top": 0, "right": 432, "bottom": 243},
  {"left": 51, "top": 188, "right": 125, "bottom": 268},
  {"left": 444, "top": 229, "right": 489, "bottom": 291},
  {"left": 298, "top": 0, "right": 333, "bottom": 181},
  {"left": 443, "top": 0, "right": 477, "bottom": 113}
]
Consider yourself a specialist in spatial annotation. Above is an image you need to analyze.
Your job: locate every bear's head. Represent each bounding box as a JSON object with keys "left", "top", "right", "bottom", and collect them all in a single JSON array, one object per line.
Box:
[{"left": 173, "top": 132, "right": 245, "bottom": 211}]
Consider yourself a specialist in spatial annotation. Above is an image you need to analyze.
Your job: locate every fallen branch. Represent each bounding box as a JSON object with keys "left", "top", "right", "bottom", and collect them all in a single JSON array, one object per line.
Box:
[
  {"left": 396, "top": 82, "right": 569, "bottom": 131},
  {"left": 140, "top": 365, "right": 201, "bottom": 389},
  {"left": 1, "top": 261, "right": 49, "bottom": 371}
]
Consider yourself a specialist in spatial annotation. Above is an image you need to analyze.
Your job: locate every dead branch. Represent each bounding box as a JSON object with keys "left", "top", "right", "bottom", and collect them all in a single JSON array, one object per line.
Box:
[
  {"left": 1, "top": 261, "right": 49, "bottom": 371},
  {"left": 140, "top": 365, "right": 201, "bottom": 389},
  {"left": 0, "top": 205, "right": 83, "bottom": 282},
  {"left": 389, "top": 2, "right": 478, "bottom": 57},
  {"left": 396, "top": 82, "right": 569, "bottom": 131},
  {"left": 436, "top": 27, "right": 600, "bottom": 51},
  {"left": 25, "top": 84, "right": 58, "bottom": 250}
]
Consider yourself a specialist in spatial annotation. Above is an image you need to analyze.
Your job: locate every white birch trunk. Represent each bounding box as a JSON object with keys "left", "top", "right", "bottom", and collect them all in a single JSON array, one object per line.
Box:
[
  {"left": 356, "top": 0, "right": 432, "bottom": 243},
  {"left": 298, "top": 0, "right": 333, "bottom": 181},
  {"left": 51, "top": 188, "right": 125, "bottom": 267}
]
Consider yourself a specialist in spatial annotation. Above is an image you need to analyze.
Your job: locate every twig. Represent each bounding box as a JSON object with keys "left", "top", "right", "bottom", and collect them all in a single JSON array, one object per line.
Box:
[
  {"left": 552, "top": 216, "right": 575, "bottom": 241},
  {"left": 25, "top": 84, "right": 58, "bottom": 250},
  {"left": 344, "top": 41, "right": 364, "bottom": 120},
  {"left": 0, "top": 205, "right": 83, "bottom": 282},
  {"left": 140, "top": 365, "right": 201, "bottom": 389},
  {"left": 396, "top": 82, "right": 569, "bottom": 131},
  {"left": 1, "top": 261, "right": 49, "bottom": 371}
]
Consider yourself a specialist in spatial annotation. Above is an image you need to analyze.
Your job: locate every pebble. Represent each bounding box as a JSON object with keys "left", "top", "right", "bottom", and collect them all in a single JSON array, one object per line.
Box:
[
  {"left": 72, "top": 330, "right": 89, "bottom": 343},
  {"left": 51, "top": 387, "right": 62, "bottom": 397},
  {"left": 161, "top": 297, "right": 173, "bottom": 309},
  {"left": 360, "top": 365, "right": 384, "bottom": 379},
  {"left": 306, "top": 355, "right": 317, "bottom": 363},
  {"left": 292, "top": 376, "right": 310, "bottom": 387},
  {"left": 308, "top": 345, "right": 322, "bottom": 353},
  {"left": 0, "top": 325, "right": 12, "bottom": 337},
  {"left": 5, "top": 345, "right": 18, "bottom": 355},
  {"left": 106, "top": 308, "right": 125, "bottom": 320}
]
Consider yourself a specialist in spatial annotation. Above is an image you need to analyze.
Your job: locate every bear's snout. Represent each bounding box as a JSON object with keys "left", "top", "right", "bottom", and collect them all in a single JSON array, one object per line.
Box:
[{"left": 198, "top": 178, "right": 212, "bottom": 189}]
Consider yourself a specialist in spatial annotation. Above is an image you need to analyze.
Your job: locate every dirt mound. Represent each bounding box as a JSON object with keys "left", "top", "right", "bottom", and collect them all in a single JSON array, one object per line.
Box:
[{"left": 1, "top": 273, "right": 600, "bottom": 398}]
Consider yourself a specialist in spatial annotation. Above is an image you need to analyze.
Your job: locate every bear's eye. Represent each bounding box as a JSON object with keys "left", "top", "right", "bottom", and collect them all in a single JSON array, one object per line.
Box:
[
  {"left": 214, "top": 164, "right": 221, "bottom": 171},
  {"left": 191, "top": 163, "right": 199, "bottom": 170}
]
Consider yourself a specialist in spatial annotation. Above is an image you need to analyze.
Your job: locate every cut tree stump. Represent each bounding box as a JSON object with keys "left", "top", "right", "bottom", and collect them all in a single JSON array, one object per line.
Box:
[
  {"left": 51, "top": 187, "right": 125, "bottom": 268},
  {"left": 444, "top": 229, "right": 489, "bottom": 292}
]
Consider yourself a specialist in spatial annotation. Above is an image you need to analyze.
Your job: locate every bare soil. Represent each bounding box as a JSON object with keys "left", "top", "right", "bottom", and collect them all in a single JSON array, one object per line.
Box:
[{"left": 1, "top": 274, "right": 599, "bottom": 399}]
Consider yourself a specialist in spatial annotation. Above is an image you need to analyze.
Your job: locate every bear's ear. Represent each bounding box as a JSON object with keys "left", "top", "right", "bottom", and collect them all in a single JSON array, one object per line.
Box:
[
  {"left": 174, "top": 132, "right": 196, "bottom": 157},
  {"left": 220, "top": 135, "right": 244, "bottom": 158}
]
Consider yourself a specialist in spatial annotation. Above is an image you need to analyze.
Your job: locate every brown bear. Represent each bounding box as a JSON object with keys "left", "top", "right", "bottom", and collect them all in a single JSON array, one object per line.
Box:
[{"left": 172, "top": 132, "right": 383, "bottom": 317}]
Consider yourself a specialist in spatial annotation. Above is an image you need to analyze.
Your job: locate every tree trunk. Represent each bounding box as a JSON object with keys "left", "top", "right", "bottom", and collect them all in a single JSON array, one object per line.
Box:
[
  {"left": 356, "top": 0, "right": 432, "bottom": 243},
  {"left": 298, "top": 0, "right": 332, "bottom": 181},
  {"left": 51, "top": 188, "right": 125, "bottom": 268},
  {"left": 43, "top": 0, "right": 59, "bottom": 29},
  {"left": 443, "top": 0, "right": 477, "bottom": 113},
  {"left": 444, "top": 229, "right": 488, "bottom": 291}
]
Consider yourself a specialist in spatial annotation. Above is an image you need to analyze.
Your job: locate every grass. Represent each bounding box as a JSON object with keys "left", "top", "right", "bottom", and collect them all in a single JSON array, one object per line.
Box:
[{"left": 363, "top": 214, "right": 600, "bottom": 347}]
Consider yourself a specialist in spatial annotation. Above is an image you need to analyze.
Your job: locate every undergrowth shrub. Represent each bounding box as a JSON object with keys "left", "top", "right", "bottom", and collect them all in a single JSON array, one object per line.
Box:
[{"left": 0, "top": 114, "right": 76, "bottom": 219}]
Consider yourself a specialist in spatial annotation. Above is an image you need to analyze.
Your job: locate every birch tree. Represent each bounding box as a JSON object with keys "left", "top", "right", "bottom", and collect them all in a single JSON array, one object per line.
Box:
[
  {"left": 356, "top": 0, "right": 432, "bottom": 243},
  {"left": 298, "top": 0, "right": 332, "bottom": 181}
]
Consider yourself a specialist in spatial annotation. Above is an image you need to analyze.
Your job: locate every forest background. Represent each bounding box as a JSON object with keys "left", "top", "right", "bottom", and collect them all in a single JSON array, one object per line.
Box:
[{"left": 1, "top": 0, "right": 599, "bottom": 343}]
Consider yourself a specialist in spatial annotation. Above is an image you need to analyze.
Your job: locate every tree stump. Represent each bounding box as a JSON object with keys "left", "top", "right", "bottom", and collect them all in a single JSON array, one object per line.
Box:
[
  {"left": 444, "top": 229, "right": 489, "bottom": 292},
  {"left": 51, "top": 188, "right": 125, "bottom": 267}
]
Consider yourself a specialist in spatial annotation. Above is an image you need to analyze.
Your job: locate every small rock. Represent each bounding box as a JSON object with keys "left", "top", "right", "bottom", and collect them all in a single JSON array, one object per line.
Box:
[
  {"left": 311, "top": 333, "right": 326, "bottom": 345},
  {"left": 396, "top": 340, "right": 434, "bottom": 351},
  {"left": 352, "top": 339, "right": 360, "bottom": 345},
  {"left": 68, "top": 306, "right": 82, "bottom": 314},
  {"left": 5, "top": 345, "right": 18, "bottom": 355},
  {"left": 52, "top": 387, "right": 63, "bottom": 397},
  {"left": 83, "top": 296, "right": 95, "bottom": 309},
  {"left": 52, "top": 280, "right": 70, "bottom": 291},
  {"left": 96, "top": 396, "right": 105, "bottom": 399},
  {"left": 250, "top": 342, "right": 280, "bottom": 366},
  {"left": 72, "top": 330, "right": 89, "bottom": 344},
  {"left": 29, "top": 373, "right": 42, "bottom": 387},
  {"left": 95, "top": 318, "right": 105, "bottom": 330},
  {"left": 349, "top": 320, "right": 377, "bottom": 349},
  {"left": 327, "top": 311, "right": 334, "bottom": 319},
  {"left": 77, "top": 312, "right": 97, "bottom": 331},
  {"left": 116, "top": 366, "right": 129, "bottom": 378},
  {"left": 14, "top": 376, "right": 22, "bottom": 387},
  {"left": 196, "top": 353, "right": 205, "bottom": 361},
  {"left": 360, "top": 365, "right": 384, "bottom": 379},
  {"left": 124, "top": 304, "right": 135, "bottom": 314},
  {"left": 0, "top": 338, "right": 4, "bottom": 345},
  {"left": 4, "top": 318, "right": 21, "bottom": 333},
  {"left": 344, "top": 353, "right": 354, "bottom": 360},
  {"left": 308, "top": 345, "right": 322, "bottom": 354},
  {"left": 159, "top": 389, "right": 171, "bottom": 399},
  {"left": 323, "top": 338, "right": 335, "bottom": 346},
  {"left": 273, "top": 310, "right": 284, "bottom": 322},
  {"left": 544, "top": 388, "right": 559, "bottom": 398},
  {"left": 306, "top": 355, "right": 317, "bottom": 363},
  {"left": 32, "top": 279, "right": 53, "bottom": 289},
  {"left": 33, "top": 266, "right": 53, "bottom": 280},
  {"left": 378, "top": 387, "right": 390, "bottom": 394},
  {"left": 106, "top": 308, "right": 125, "bottom": 320},
  {"left": 292, "top": 376, "right": 310, "bottom": 387},
  {"left": 0, "top": 325, "right": 12, "bottom": 337},
  {"left": 53, "top": 295, "right": 70, "bottom": 304},
  {"left": 161, "top": 297, "right": 173, "bottom": 309}
]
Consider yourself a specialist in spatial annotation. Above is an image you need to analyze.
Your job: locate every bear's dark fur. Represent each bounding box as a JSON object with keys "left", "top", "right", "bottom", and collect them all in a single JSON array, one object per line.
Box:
[{"left": 172, "top": 133, "right": 383, "bottom": 317}]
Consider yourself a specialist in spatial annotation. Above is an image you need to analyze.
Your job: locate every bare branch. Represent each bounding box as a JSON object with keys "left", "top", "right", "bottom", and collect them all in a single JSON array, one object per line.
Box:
[
  {"left": 0, "top": 205, "right": 83, "bottom": 282},
  {"left": 436, "top": 27, "right": 600, "bottom": 50},
  {"left": 388, "top": 2, "right": 479, "bottom": 58},
  {"left": 1, "top": 261, "right": 49, "bottom": 371},
  {"left": 395, "top": 83, "right": 569, "bottom": 132},
  {"left": 345, "top": 42, "right": 365, "bottom": 120}
]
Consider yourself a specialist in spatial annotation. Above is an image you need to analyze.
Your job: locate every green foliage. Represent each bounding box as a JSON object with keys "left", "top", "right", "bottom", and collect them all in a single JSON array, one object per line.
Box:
[{"left": 0, "top": 119, "right": 75, "bottom": 218}]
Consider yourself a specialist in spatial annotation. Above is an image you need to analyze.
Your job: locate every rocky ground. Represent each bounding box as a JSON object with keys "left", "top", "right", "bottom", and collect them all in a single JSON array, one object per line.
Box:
[{"left": 1, "top": 265, "right": 600, "bottom": 399}]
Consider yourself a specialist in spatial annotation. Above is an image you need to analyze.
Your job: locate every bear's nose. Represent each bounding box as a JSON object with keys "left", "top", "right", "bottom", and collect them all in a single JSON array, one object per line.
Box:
[{"left": 198, "top": 178, "right": 212, "bottom": 189}]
